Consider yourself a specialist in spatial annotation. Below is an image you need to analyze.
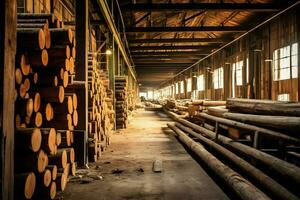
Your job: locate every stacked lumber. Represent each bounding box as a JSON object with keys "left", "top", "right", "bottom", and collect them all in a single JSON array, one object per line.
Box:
[
  {"left": 188, "top": 100, "right": 226, "bottom": 117},
  {"left": 87, "top": 54, "right": 114, "bottom": 162},
  {"left": 14, "top": 13, "right": 77, "bottom": 199},
  {"left": 115, "top": 76, "right": 128, "bottom": 129},
  {"left": 164, "top": 108, "right": 300, "bottom": 200}
]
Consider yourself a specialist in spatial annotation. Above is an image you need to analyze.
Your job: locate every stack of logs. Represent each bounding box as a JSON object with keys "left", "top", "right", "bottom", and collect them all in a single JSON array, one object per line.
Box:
[
  {"left": 14, "top": 13, "right": 77, "bottom": 199},
  {"left": 87, "top": 54, "right": 115, "bottom": 162},
  {"left": 164, "top": 99, "right": 300, "bottom": 200},
  {"left": 115, "top": 76, "right": 128, "bottom": 129}
]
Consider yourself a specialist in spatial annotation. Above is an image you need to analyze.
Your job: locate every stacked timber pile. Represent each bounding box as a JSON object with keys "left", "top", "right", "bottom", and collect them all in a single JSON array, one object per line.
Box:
[
  {"left": 87, "top": 54, "right": 114, "bottom": 162},
  {"left": 188, "top": 100, "right": 226, "bottom": 117},
  {"left": 14, "top": 13, "right": 77, "bottom": 199},
  {"left": 115, "top": 76, "right": 128, "bottom": 129},
  {"left": 164, "top": 105, "right": 300, "bottom": 200}
]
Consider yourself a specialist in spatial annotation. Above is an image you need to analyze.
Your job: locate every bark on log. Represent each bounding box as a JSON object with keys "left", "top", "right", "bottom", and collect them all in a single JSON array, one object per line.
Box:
[
  {"left": 175, "top": 122, "right": 299, "bottom": 200},
  {"left": 226, "top": 98, "right": 300, "bottom": 116},
  {"left": 167, "top": 123, "right": 271, "bottom": 200},
  {"left": 15, "top": 128, "right": 42, "bottom": 153},
  {"left": 223, "top": 112, "right": 300, "bottom": 132},
  {"left": 17, "top": 28, "right": 45, "bottom": 50}
]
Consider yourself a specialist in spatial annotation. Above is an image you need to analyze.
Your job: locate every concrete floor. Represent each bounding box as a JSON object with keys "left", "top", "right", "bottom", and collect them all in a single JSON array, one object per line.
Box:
[{"left": 64, "top": 110, "right": 229, "bottom": 200}]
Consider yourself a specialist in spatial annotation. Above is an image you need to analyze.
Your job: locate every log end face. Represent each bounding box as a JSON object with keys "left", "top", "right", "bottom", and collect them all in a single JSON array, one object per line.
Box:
[
  {"left": 41, "top": 49, "right": 48, "bottom": 66},
  {"left": 25, "top": 172, "right": 36, "bottom": 199},
  {"left": 32, "top": 128, "right": 42, "bottom": 152},
  {"left": 38, "top": 29, "right": 46, "bottom": 49},
  {"left": 50, "top": 181, "right": 57, "bottom": 199}
]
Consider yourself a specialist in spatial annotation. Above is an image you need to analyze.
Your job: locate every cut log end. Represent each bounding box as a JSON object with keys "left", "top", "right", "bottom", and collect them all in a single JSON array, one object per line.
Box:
[
  {"left": 59, "top": 86, "right": 65, "bottom": 103},
  {"left": 31, "top": 128, "right": 42, "bottom": 152},
  {"left": 35, "top": 112, "right": 43, "bottom": 127},
  {"left": 33, "top": 93, "right": 41, "bottom": 112},
  {"left": 41, "top": 49, "right": 48, "bottom": 66},
  {"left": 44, "top": 169, "right": 52, "bottom": 187},
  {"left": 24, "top": 172, "right": 36, "bottom": 199},
  {"left": 38, "top": 28, "right": 46, "bottom": 49}
]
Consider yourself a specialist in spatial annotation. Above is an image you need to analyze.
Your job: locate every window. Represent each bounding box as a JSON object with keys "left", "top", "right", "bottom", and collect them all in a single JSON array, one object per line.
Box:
[
  {"left": 175, "top": 83, "right": 179, "bottom": 94},
  {"left": 213, "top": 67, "right": 224, "bottom": 89},
  {"left": 187, "top": 78, "right": 192, "bottom": 92},
  {"left": 273, "top": 43, "right": 298, "bottom": 81},
  {"left": 180, "top": 81, "right": 184, "bottom": 93},
  {"left": 246, "top": 57, "right": 249, "bottom": 83},
  {"left": 197, "top": 75, "right": 205, "bottom": 91},
  {"left": 278, "top": 93, "right": 290, "bottom": 101},
  {"left": 232, "top": 60, "right": 243, "bottom": 86}
]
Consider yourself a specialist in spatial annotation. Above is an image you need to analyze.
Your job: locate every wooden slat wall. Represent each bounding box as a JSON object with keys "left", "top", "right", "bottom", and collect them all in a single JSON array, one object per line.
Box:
[{"left": 166, "top": 6, "right": 299, "bottom": 102}]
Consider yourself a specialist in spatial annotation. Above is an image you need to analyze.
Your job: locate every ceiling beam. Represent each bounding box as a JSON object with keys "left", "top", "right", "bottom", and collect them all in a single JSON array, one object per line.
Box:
[
  {"left": 126, "top": 26, "right": 247, "bottom": 33},
  {"left": 131, "top": 51, "right": 209, "bottom": 56},
  {"left": 121, "top": 3, "right": 281, "bottom": 12},
  {"left": 130, "top": 45, "right": 218, "bottom": 51},
  {"left": 128, "top": 38, "right": 231, "bottom": 44}
]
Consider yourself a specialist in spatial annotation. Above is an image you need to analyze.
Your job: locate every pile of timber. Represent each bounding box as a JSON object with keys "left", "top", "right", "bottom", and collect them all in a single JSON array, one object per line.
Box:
[
  {"left": 87, "top": 54, "right": 114, "bottom": 162},
  {"left": 164, "top": 108, "right": 300, "bottom": 200},
  {"left": 188, "top": 100, "right": 226, "bottom": 117},
  {"left": 115, "top": 76, "right": 128, "bottom": 129},
  {"left": 14, "top": 13, "right": 77, "bottom": 199}
]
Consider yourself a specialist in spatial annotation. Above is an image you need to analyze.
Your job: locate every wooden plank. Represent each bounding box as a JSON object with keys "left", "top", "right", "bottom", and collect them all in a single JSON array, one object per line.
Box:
[{"left": 0, "top": 0, "right": 17, "bottom": 199}]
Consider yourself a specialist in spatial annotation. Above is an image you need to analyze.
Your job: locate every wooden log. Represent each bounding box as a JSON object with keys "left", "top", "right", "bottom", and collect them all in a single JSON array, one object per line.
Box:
[
  {"left": 50, "top": 28, "right": 73, "bottom": 45},
  {"left": 174, "top": 122, "right": 299, "bottom": 200},
  {"left": 72, "top": 109, "right": 78, "bottom": 127},
  {"left": 226, "top": 98, "right": 300, "bottom": 116},
  {"left": 15, "top": 149, "right": 48, "bottom": 173},
  {"left": 207, "top": 106, "right": 228, "bottom": 117},
  {"left": 60, "top": 148, "right": 75, "bottom": 163},
  {"left": 41, "top": 128, "right": 57, "bottom": 155},
  {"left": 28, "top": 92, "right": 41, "bottom": 112},
  {"left": 165, "top": 109, "right": 300, "bottom": 187},
  {"left": 17, "top": 18, "right": 49, "bottom": 25},
  {"left": 53, "top": 96, "right": 73, "bottom": 114},
  {"left": 58, "top": 130, "right": 71, "bottom": 147},
  {"left": 46, "top": 58, "right": 70, "bottom": 72},
  {"left": 17, "top": 13, "right": 55, "bottom": 23},
  {"left": 167, "top": 124, "right": 270, "bottom": 200},
  {"left": 15, "top": 68, "right": 23, "bottom": 84},
  {"left": 36, "top": 169, "right": 52, "bottom": 187},
  {"left": 17, "top": 54, "right": 31, "bottom": 75},
  {"left": 26, "top": 112, "right": 43, "bottom": 127},
  {"left": 33, "top": 181, "right": 56, "bottom": 200},
  {"left": 69, "top": 57, "right": 75, "bottom": 74},
  {"left": 16, "top": 98, "right": 33, "bottom": 117},
  {"left": 70, "top": 162, "right": 76, "bottom": 176},
  {"left": 223, "top": 112, "right": 300, "bottom": 132},
  {"left": 202, "top": 100, "right": 226, "bottom": 107},
  {"left": 199, "top": 113, "right": 300, "bottom": 145},
  {"left": 39, "top": 103, "right": 54, "bottom": 121},
  {"left": 47, "top": 45, "right": 70, "bottom": 59},
  {"left": 48, "top": 149, "right": 67, "bottom": 169},
  {"left": 14, "top": 172, "right": 36, "bottom": 199},
  {"left": 15, "top": 128, "right": 42, "bottom": 153},
  {"left": 56, "top": 131, "right": 61, "bottom": 146},
  {"left": 17, "top": 28, "right": 45, "bottom": 50},
  {"left": 46, "top": 165, "right": 57, "bottom": 181},
  {"left": 44, "top": 114, "right": 73, "bottom": 130},
  {"left": 38, "top": 86, "right": 64, "bottom": 103},
  {"left": 56, "top": 173, "right": 67, "bottom": 191}
]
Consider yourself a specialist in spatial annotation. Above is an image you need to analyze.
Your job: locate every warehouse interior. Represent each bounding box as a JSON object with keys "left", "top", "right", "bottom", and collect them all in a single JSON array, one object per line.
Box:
[{"left": 1, "top": 0, "right": 300, "bottom": 199}]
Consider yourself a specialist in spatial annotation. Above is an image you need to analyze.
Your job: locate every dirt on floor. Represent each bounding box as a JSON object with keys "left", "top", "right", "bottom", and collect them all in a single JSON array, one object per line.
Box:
[{"left": 63, "top": 110, "right": 229, "bottom": 200}]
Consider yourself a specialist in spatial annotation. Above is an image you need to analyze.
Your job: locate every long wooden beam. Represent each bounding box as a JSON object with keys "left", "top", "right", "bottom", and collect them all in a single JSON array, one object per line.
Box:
[
  {"left": 128, "top": 38, "right": 231, "bottom": 44},
  {"left": 131, "top": 51, "right": 209, "bottom": 56},
  {"left": 1, "top": 0, "right": 16, "bottom": 199},
  {"left": 127, "top": 26, "right": 248, "bottom": 33},
  {"left": 130, "top": 45, "right": 218, "bottom": 51},
  {"left": 122, "top": 3, "right": 281, "bottom": 12}
]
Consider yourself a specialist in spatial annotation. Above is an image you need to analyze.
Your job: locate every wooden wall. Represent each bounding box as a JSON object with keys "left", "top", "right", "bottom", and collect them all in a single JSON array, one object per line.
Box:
[{"left": 162, "top": 6, "right": 299, "bottom": 102}]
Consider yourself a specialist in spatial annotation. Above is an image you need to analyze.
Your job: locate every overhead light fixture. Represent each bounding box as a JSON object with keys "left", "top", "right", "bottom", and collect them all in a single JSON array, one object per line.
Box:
[
  {"left": 105, "top": 49, "right": 112, "bottom": 55},
  {"left": 253, "top": 49, "right": 262, "bottom": 52},
  {"left": 225, "top": 62, "right": 231, "bottom": 65}
]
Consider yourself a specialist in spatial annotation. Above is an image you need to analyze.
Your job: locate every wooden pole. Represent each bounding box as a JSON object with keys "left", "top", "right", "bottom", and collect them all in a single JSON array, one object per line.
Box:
[
  {"left": 174, "top": 122, "right": 299, "bottom": 200},
  {"left": 168, "top": 123, "right": 271, "bottom": 200},
  {"left": 0, "top": 0, "right": 16, "bottom": 198}
]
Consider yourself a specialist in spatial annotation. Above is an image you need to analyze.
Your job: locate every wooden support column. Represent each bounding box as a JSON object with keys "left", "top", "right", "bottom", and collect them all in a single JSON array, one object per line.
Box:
[
  {"left": 0, "top": 0, "right": 17, "bottom": 199},
  {"left": 75, "top": 0, "right": 88, "bottom": 166}
]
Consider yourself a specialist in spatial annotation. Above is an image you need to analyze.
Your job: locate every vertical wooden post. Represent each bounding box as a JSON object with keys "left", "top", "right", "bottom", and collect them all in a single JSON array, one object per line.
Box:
[
  {"left": 75, "top": 0, "right": 88, "bottom": 166},
  {"left": 0, "top": 0, "right": 17, "bottom": 199}
]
